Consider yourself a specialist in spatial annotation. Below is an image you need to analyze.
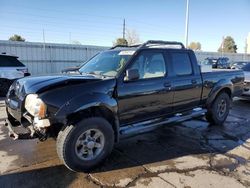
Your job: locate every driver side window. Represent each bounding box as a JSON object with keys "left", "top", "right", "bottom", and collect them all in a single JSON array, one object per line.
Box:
[{"left": 130, "top": 51, "right": 166, "bottom": 79}]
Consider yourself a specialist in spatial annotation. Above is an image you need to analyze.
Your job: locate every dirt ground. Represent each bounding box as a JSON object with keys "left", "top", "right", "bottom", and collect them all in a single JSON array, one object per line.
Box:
[{"left": 0, "top": 97, "right": 250, "bottom": 188}]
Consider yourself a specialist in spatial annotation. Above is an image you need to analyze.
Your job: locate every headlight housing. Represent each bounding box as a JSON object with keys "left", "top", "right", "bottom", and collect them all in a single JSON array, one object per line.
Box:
[{"left": 25, "top": 94, "right": 47, "bottom": 118}]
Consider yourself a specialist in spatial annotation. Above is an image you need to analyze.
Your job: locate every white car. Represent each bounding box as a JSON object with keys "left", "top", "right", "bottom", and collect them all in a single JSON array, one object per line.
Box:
[{"left": 0, "top": 54, "right": 30, "bottom": 96}]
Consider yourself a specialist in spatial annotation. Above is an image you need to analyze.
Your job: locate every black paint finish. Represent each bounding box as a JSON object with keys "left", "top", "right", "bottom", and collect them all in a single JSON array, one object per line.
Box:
[{"left": 5, "top": 47, "right": 244, "bottom": 142}]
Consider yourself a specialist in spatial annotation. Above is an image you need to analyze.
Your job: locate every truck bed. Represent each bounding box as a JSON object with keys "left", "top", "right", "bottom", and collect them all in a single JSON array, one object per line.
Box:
[{"left": 201, "top": 69, "right": 244, "bottom": 103}]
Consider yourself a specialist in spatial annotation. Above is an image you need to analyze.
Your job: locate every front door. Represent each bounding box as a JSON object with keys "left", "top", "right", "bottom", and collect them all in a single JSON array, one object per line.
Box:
[{"left": 117, "top": 50, "right": 174, "bottom": 125}]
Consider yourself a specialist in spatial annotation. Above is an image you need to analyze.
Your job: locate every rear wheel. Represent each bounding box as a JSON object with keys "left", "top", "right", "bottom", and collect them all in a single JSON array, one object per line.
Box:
[
  {"left": 56, "top": 117, "right": 114, "bottom": 172},
  {"left": 0, "top": 79, "right": 12, "bottom": 97},
  {"left": 206, "top": 92, "right": 231, "bottom": 125}
]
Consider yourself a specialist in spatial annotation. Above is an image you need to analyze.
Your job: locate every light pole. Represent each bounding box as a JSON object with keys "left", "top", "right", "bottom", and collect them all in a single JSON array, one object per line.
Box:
[{"left": 185, "top": 0, "right": 190, "bottom": 48}]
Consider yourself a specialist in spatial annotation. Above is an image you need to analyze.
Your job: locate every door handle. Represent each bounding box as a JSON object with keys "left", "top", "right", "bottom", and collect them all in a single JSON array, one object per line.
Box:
[
  {"left": 191, "top": 79, "right": 197, "bottom": 84},
  {"left": 164, "top": 82, "right": 171, "bottom": 88}
]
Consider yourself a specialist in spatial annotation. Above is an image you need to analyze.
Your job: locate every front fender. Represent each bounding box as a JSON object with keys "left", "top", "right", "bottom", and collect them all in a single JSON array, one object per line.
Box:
[
  {"left": 206, "top": 79, "right": 232, "bottom": 106},
  {"left": 55, "top": 92, "right": 118, "bottom": 118},
  {"left": 54, "top": 92, "right": 119, "bottom": 142}
]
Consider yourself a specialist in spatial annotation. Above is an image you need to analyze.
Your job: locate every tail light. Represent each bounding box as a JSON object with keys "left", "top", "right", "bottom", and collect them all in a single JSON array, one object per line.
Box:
[{"left": 17, "top": 68, "right": 30, "bottom": 76}]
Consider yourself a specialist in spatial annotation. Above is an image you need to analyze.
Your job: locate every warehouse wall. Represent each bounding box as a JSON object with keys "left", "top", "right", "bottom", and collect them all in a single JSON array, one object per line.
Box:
[
  {"left": 0, "top": 40, "right": 108, "bottom": 75},
  {"left": 1, "top": 40, "right": 250, "bottom": 75},
  {"left": 195, "top": 51, "right": 250, "bottom": 63}
]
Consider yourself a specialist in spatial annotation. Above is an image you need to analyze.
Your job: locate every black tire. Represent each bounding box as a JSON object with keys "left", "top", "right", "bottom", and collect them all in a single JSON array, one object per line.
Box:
[
  {"left": 0, "top": 79, "right": 12, "bottom": 97},
  {"left": 206, "top": 92, "right": 231, "bottom": 125},
  {"left": 56, "top": 117, "right": 114, "bottom": 172}
]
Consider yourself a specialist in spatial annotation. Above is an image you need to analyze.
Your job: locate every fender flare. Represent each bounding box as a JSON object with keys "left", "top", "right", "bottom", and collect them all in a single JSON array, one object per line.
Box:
[
  {"left": 55, "top": 92, "right": 120, "bottom": 142},
  {"left": 206, "top": 79, "right": 233, "bottom": 107}
]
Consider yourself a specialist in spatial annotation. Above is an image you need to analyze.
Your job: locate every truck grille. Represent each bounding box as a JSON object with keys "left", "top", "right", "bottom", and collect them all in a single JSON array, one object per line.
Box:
[{"left": 8, "top": 81, "right": 25, "bottom": 101}]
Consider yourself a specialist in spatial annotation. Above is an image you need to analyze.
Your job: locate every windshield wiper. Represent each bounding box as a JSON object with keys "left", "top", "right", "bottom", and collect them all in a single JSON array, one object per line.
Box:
[
  {"left": 79, "top": 71, "right": 97, "bottom": 76},
  {"left": 82, "top": 72, "right": 107, "bottom": 78}
]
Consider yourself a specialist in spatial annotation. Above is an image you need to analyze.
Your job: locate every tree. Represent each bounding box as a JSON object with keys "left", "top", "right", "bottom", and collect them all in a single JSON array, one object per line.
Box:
[
  {"left": 113, "top": 38, "right": 128, "bottom": 46},
  {"left": 9, "top": 34, "right": 25, "bottom": 42},
  {"left": 126, "top": 29, "right": 140, "bottom": 45},
  {"left": 218, "top": 36, "right": 237, "bottom": 53},
  {"left": 188, "top": 42, "right": 201, "bottom": 51}
]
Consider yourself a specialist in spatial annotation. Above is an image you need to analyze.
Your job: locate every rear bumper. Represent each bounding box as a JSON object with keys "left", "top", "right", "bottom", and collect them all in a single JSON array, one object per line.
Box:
[{"left": 241, "top": 91, "right": 250, "bottom": 98}]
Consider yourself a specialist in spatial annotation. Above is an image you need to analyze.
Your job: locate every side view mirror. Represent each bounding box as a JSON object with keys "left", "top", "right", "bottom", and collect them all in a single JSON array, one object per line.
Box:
[{"left": 124, "top": 69, "right": 140, "bottom": 81}]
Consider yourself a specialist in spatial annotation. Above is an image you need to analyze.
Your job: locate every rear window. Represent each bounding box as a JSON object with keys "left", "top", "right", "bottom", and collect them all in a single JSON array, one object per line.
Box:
[
  {"left": 172, "top": 52, "right": 192, "bottom": 76},
  {"left": 0, "top": 55, "right": 25, "bottom": 67}
]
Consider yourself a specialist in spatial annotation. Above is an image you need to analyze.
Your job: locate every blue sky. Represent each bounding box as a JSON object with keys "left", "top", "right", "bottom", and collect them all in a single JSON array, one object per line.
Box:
[{"left": 0, "top": 0, "right": 249, "bottom": 52}]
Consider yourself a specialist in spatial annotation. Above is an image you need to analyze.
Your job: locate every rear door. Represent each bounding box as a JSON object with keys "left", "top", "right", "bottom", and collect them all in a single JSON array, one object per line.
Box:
[{"left": 169, "top": 50, "right": 202, "bottom": 112}]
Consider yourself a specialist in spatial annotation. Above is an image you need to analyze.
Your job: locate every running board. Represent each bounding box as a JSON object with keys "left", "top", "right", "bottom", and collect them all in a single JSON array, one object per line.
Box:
[{"left": 120, "top": 108, "right": 207, "bottom": 137}]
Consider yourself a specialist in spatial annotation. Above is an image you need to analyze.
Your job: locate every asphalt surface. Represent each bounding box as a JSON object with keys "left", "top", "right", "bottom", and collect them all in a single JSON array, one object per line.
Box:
[{"left": 0, "top": 97, "right": 250, "bottom": 188}]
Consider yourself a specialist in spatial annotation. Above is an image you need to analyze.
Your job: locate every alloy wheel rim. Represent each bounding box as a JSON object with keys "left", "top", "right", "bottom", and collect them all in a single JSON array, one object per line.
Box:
[
  {"left": 75, "top": 129, "right": 105, "bottom": 161},
  {"left": 217, "top": 99, "right": 227, "bottom": 118}
]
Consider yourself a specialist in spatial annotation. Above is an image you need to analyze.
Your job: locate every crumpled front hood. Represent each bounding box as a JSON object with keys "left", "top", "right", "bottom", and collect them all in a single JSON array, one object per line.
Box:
[{"left": 16, "top": 74, "right": 102, "bottom": 94}]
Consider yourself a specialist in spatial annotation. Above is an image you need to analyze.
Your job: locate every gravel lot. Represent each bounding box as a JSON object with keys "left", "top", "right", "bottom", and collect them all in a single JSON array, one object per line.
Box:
[{"left": 0, "top": 97, "right": 250, "bottom": 188}]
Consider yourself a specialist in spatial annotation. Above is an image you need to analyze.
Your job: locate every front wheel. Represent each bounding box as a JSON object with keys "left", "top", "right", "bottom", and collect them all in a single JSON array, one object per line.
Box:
[
  {"left": 206, "top": 92, "right": 231, "bottom": 125},
  {"left": 56, "top": 117, "right": 114, "bottom": 172}
]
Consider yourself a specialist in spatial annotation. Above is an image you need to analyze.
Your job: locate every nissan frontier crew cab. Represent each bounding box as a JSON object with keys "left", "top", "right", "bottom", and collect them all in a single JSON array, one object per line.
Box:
[{"left": 4, "top": 41, "right": 244, "bottom": 172}]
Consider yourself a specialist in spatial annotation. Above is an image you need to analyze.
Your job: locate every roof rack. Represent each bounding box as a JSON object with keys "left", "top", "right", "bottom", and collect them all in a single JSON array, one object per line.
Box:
[
  {"left": 110, "top": 40, "right": 185, "bottom": 50},
  {"left": 140, "top": 40, "right": 185, "bottom": 49},
  {"left": 110, "top": 44, "right": 141, "bottom": 50},
  {"left": 110, "top": 45, "right": 128, "bottom": 49}
]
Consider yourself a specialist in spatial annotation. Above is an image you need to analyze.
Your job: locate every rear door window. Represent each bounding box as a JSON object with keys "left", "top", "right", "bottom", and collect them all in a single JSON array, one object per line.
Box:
[
  {"left": 0, "top": 56, "right": 25, "bottom": 67},
  {"left": 171, "top": 52, "right": 192, "bottom": 76}
]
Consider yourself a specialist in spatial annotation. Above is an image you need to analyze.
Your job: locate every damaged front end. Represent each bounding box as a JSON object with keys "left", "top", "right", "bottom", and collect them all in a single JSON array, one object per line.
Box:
[
  {"left": 5, "top": 112, "right": 49, "bottom": 141},
  {"left": 5, "top": 82, "right": 51, "bottom": 141}
]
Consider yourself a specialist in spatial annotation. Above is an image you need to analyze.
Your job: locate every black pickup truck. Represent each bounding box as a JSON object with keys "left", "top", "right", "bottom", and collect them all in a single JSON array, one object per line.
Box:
[{"left": 4, "top": 41, "right": 244, "bottom": 172}]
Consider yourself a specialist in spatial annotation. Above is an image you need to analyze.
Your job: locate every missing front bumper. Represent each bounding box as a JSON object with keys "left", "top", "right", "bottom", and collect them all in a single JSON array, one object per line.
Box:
[{"left": 4, "top": 118, "right": 37, "bottom": 140}]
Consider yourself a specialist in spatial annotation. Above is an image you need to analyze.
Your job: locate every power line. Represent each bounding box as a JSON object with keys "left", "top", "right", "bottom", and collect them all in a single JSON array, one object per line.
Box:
[
  {"left": 42, "top": 29, "right": 46, "bottom": 50},
  {"left": 2, "top": 10, "right": 174, "bottom": 31}
]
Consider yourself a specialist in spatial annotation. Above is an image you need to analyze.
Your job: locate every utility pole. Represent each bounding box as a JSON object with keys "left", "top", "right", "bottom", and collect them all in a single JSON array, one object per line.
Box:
[
  {"left": 42, "top": 29, "right": 46, "bottom": 51},
  {"left": 69, "top": 32, "right": 72, "bottom": 44},
  {"left": 123, "top": 19, "right": 126, "bottom": 39},
  {"left": 221, "top": 36, "right": 225, "bottom": 57},
  {"left": 244, "top": 38, "right": 247, "bottom": 61},
  {"left": 185, "top": 0, "right": 190, "bottom": 48}
]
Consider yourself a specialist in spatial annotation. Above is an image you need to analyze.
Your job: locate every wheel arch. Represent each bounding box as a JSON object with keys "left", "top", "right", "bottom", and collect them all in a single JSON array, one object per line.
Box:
[
  {"left": 67, "top": 105, "right": 120, "bottom": 143},
  {"left": 206, "top": 78, "right": 233, "bottom": 107}
]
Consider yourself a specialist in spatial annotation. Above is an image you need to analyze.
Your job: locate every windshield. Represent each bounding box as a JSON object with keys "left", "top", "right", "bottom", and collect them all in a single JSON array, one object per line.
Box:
[{"left": 79, "top": 50, "right": 134, "bottom": 77}]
